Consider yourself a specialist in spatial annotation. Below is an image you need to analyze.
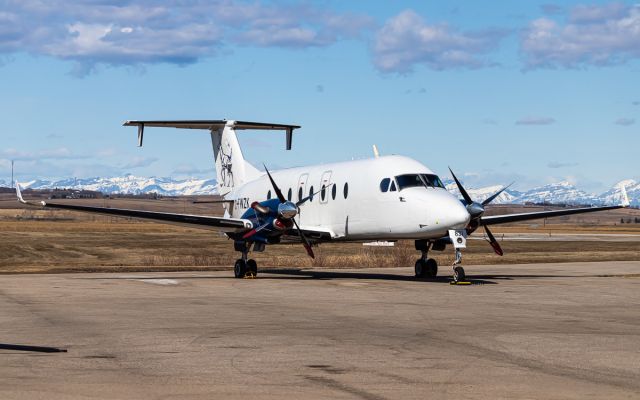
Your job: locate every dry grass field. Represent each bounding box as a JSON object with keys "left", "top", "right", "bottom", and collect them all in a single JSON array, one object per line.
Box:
[{"left": 1, "top": 194, "right": 639, "bottom": 274}]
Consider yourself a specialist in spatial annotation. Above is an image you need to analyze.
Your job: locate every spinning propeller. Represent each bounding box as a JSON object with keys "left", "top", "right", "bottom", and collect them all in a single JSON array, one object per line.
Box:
[
  {"left": 449, "top": 167, "right": 513, "bottom": 256},
  {"left": 242, "top": 165, "right": 319, "bottom": 258}
]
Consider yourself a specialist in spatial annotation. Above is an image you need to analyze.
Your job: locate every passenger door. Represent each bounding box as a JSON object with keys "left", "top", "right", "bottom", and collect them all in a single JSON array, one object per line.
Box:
[{"left": 319, "top": 171, "right": 332, "bottom": 204}]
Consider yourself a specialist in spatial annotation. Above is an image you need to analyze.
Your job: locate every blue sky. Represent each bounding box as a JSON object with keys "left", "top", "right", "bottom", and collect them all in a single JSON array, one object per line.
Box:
[{"left": 0, "top": 0, "right": 638, "bottom": 192}]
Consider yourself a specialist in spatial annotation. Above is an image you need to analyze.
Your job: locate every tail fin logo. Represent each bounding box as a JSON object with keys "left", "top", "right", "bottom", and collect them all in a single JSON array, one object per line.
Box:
[{"left": 218, "top": 142, "right": 234, "bottom": 188}]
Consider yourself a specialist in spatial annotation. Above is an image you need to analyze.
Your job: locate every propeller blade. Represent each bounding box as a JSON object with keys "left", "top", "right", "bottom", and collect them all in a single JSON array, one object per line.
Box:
[
  {"left": 292, "top": 218, "right": 315, "bottom": 259},
  {"left": 448, "top": 167, "right": 473, "bottom": 205},
  {"left": 484, "top": 225, "right": 504, "bottom": 256},
  {"left": 242, "top": 221, "right": 271, "bottom": 240},
  {"left": 263, "top": 164, "right": 286, "bottom": 203},
  {"left": 482, "top": 182, "right": 514, "bottom": 206},
  {"left": 296, "top": 183, "right": 334, "bottom": 207}
]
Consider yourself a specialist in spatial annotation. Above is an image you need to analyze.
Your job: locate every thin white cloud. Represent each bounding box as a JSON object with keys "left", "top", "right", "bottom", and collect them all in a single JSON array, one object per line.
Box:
[
  {"left": 615, "top": 117, "right": 635, "bottom": 126},
  {"left": 172, "top": 164, "right": 214, "bottom": 175},
  {"left": 521, "top": 3, "right": 640, "bottom": 69},
  {"left": 0, "top": 147, "right": 88, "bottom": 161},
  {"left": 122, "top": 156, "right": 158, "bottom": 169},
  {"left": 548, "top": 161, "right": 578, "bottom": 168},
  {"left": 372, "top": 10, "right": 506, "bottom": 73},
  {"left": 0, "top": 1, "right": 373, "bottom": 75},
  {"left": 515, "top": 116, "right": 556, "bottom": 125},
  {"left": 540, "top": 4, "right": 564, "bottom": 16}
]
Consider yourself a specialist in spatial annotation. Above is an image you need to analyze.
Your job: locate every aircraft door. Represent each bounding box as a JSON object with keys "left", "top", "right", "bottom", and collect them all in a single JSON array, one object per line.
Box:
[
  {"left": 297, "top": 173, "right": 309, "bottom": 203},
  {"left": 319, "top": 171, "right": 332, "bottom": 204}
]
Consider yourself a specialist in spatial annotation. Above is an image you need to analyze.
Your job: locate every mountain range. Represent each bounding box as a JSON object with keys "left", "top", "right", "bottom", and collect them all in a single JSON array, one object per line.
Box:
[{"left": 1, "top": 175, "right": 637, "bottom": 206}]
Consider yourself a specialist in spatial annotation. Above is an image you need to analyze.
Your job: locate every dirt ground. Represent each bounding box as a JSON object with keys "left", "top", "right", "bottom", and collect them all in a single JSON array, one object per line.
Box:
[{"left": 1, "top": 196, "right": 639, "bottom": 274}]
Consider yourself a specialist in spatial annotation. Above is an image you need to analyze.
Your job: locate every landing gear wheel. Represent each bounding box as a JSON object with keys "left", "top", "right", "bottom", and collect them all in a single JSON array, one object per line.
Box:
[
  {"left": 453, "top": 266, "right": 466, "bottom": 283},
  {"left": 247, "top": 259, "right": 258, "bottom": 276},
  {"left": 234, "top": 259, "right": 247, "bottom": 279},
  {"left": 415, "top": 259, "right": 426, "bottom": 277},
  {"left": 415, "top": 259, "right": 438, "bottom": 278},
  {"left": 425, "top": 258, "right": 438, "bottom": 277}
]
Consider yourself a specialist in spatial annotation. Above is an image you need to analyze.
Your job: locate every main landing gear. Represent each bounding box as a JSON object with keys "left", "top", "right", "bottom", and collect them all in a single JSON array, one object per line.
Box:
[
  {"left": 414, "top": 240, "right": 438, "bottom": 278},
  {"left": 234, "top": 258, "right": 257, "bottom": 278},
  {"left": 234, "top": 241, "right": 258, "bottom": 278}
]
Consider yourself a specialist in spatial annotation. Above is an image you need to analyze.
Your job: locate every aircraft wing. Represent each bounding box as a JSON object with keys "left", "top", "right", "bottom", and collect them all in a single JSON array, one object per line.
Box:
[
  {"left": 16, "top": 186, "right": 252, "bottom": 232},
  {"left": 123, "top": 120, "right": 300, "bottom": 131},
  {"left": 481, "top": 205, "right": 626, "bottom": 226},
  {"left": 281, "top": 226, "right": 334, "bottom": 243}
]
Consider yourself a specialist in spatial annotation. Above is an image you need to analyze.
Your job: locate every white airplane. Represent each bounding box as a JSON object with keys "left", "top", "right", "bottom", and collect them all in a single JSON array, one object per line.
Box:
[{"left": 16, "top": 119, "right": 631, "bottom": 282}]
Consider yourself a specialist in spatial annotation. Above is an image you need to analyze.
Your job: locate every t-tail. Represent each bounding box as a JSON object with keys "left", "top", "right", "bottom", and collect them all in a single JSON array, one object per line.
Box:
[{"left": 123, "top": 119, "right": 300, "bottom": 196}]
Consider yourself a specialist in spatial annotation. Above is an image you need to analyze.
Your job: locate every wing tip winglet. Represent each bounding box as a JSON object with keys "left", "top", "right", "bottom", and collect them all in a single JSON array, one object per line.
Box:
[
  {"left": 15, "top": 183, "right": 26, "bottom": 204},
  {"left": 620, "top": 185, "right": 630, "bottom": 207}
]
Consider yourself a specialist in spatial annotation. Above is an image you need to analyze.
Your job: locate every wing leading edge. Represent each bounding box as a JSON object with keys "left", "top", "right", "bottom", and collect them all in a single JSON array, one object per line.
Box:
[
  {"left": 16, "top": 186, "right": 252, "bottom": 232},
  {"left": 481, "top": 204, "right": 626, "bottom": 226},
  {"left": 482, "top": 186, "right": 630, "bottom": 226}
]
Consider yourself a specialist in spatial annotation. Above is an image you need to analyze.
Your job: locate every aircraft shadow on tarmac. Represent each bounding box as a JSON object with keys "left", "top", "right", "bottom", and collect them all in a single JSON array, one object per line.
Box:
[
  {"left": 0, "top": 343, "right": 67, "bottom": 353},
  {"left": 263, "top": 269, "right": 498, "bottom": 284},
  {"left": 91, "top": 270, "right": 588, "bottom": 284}
]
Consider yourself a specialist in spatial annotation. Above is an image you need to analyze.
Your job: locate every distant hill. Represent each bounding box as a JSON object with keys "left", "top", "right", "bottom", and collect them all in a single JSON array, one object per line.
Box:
[
  {"left": 1, "top": 175, "right": 637, "bottom": 206},
  {"left": 10, "top": 175, "right": 217, "bottom": 196}
]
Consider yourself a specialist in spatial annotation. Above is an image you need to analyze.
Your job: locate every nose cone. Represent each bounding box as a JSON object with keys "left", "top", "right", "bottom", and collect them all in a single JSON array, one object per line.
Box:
[
  {"left": 447, "top": 198, "right": 471, "bottom": 230},
  {"left": 277, "top": 201, "right": 298, "bottom": 219}
]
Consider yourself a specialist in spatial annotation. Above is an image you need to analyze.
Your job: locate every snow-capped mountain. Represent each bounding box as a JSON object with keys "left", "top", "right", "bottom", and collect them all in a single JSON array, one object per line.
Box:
[
  {"left": 445, "top": 182, "right": 519, "bottom": 204},
  {"left": 598, "top": 179, "right": 640, "bottom": 206},
  {"left": 515, "top": 181, "right": 598, "bottom": 205},
  {"left": 18, "top": 175, "right": 218, "bottom": 196},
  {"left": 3, "top": 175, "right": 638, "bottom": 206},
  {"left": 446, "top": 180, "right": 636, "bottom": 206}
]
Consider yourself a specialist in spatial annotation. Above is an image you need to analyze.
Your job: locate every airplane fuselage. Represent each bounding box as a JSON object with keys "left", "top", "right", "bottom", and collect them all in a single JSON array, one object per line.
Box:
[{"left": 227, "top": 155, "right": 470, "bottom": 241}]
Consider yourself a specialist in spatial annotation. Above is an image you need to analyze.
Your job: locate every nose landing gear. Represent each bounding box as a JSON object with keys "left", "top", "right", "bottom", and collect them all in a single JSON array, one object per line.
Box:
[
  {"left": 449, "top": 230, "right": 467, "bottom": 283},
  {"left": 452, "top": 248, "right": 465, "bottom": 283}
]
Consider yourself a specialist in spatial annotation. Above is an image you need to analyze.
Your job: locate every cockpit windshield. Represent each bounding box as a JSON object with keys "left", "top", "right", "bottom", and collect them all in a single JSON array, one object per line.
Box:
[{"left": 395, "top": 174, "right": 445, "bottom": 191}]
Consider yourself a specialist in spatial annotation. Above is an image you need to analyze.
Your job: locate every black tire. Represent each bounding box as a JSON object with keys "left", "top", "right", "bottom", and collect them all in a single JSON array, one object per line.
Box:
[
  {"left": 247, "top": 259, "right": 258, "bottom": 276},
  {"left": 415, "top": 259, "right": 426, "bottom": 277},
  {"left": 425, "top": 258, "right": 438, "bottom": 277},
  {"left": 453, "top": 266, "right": 466, "bottom": 282},
  {"left": 234, "top": 259, "right": 247, "bottom": 278}
]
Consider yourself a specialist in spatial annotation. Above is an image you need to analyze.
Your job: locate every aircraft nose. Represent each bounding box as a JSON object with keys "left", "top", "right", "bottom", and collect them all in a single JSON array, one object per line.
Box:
[{"left": 447, "top": 199, "right": 471, "bottom": 230}]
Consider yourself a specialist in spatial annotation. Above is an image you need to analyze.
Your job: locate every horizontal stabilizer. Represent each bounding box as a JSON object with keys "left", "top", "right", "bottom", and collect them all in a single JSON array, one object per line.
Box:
[{"left": 123, "top": 119, "right": 300, "bottom": 149}]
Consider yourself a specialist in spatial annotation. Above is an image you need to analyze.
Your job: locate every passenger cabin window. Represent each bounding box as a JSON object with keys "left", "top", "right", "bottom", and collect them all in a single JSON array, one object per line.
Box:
[
  {"left": 380, "top": 178, "right": 390, "bottom": 192},
  {"left": 287, "top": 188, "right": 292, "bottom": 201},
  {"left": 343, "top": 182, "right": 349, "bottom": 199},
  {"left": 395, "top": 174, "right": 445, "bottom": 191},
  {"left": 309, "top": 186, "right": 314, "bottom": 202},
  {"left": 331, "top": 184, "right": 337, "bottom": 200},
  {"left": 298, "top": 187, "right": 303, "bottom": 202},
  {"left": 321, "top": 184, "right": 326, "bottom": 201}
]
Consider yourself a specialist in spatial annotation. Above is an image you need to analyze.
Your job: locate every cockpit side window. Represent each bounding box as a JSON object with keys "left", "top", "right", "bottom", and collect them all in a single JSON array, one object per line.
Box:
[
  {"left": 421, "top": 174, "right": 445, "bottom": 189},
  {"left": 380, "top": 178, "right": 390, "bottom": 192},
  {"left": 395, "top": 174, "right": 424, "bottom": 191},
  {"left": 395, "top": 174, "right": 445, "bottom": 190},
  {"left": 390, "top": 181, "right": 397, "bottom": 191}
]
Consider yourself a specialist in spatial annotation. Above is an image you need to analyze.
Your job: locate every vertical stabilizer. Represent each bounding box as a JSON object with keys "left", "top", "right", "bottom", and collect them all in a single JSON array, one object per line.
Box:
[{"left": 211, "top": 121, "right": 261, "bottom": 196}]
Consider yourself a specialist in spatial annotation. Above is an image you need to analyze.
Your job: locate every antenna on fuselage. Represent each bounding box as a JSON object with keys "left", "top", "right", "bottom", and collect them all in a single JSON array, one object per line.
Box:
[{"left": 372, "top": 145, "right": 380, "bottom": 158}]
